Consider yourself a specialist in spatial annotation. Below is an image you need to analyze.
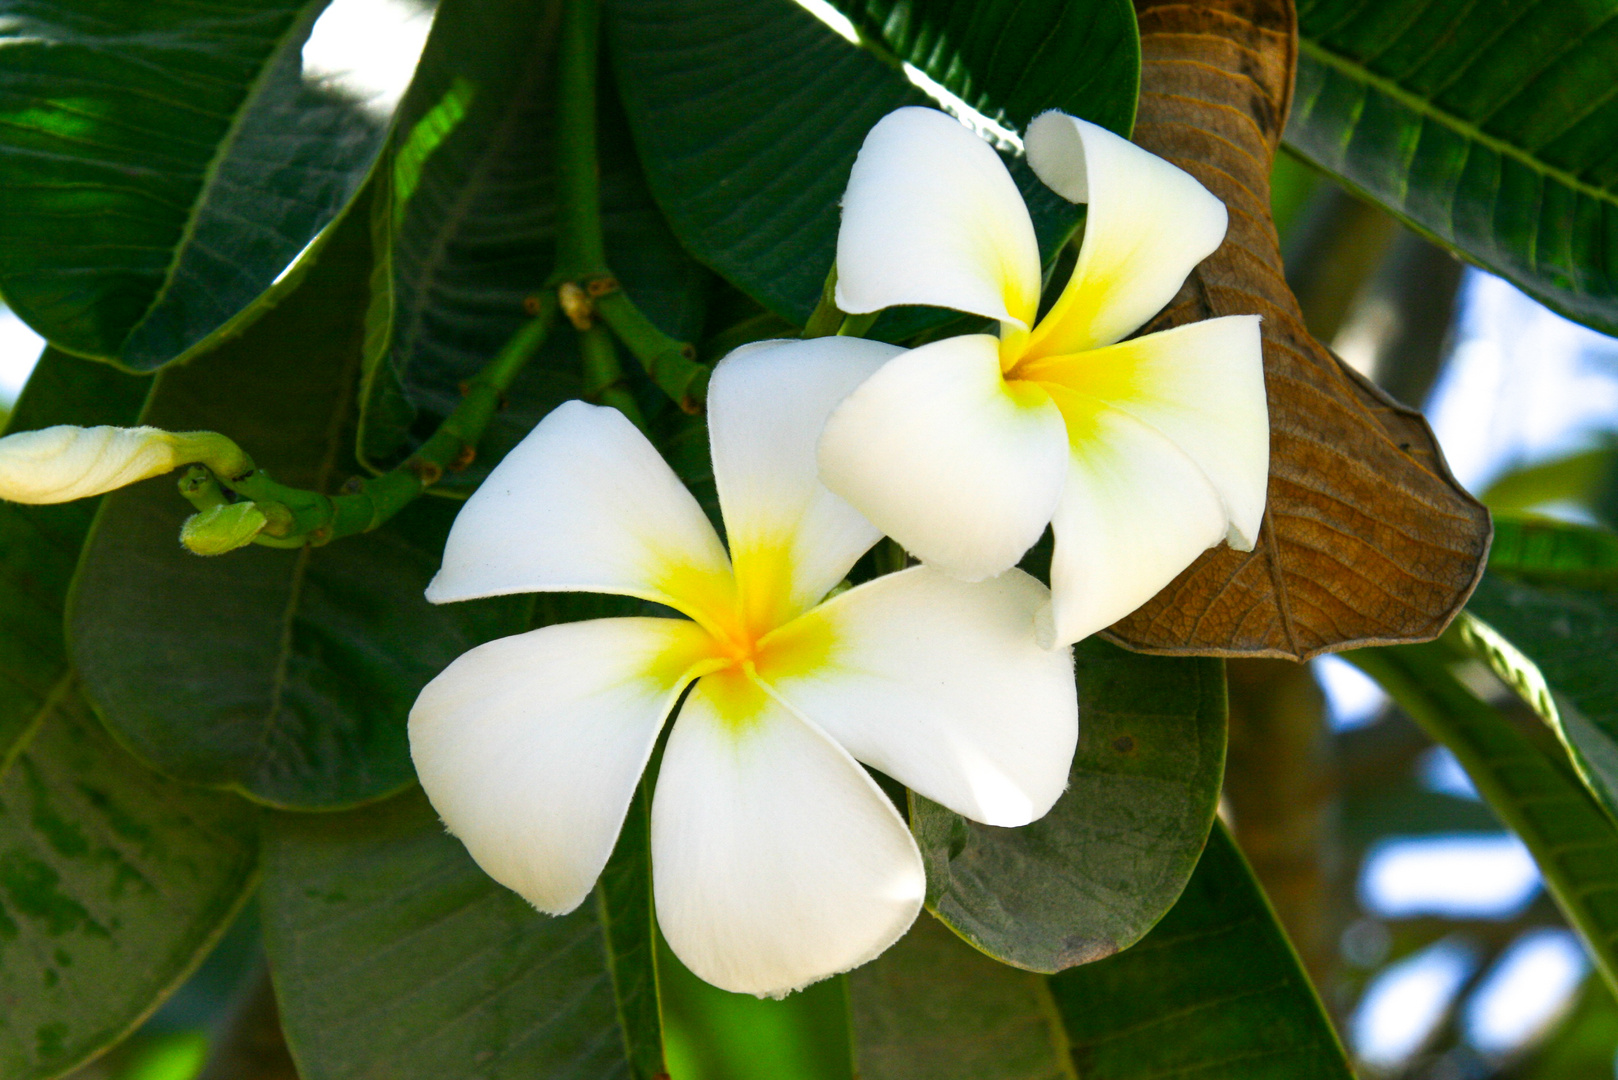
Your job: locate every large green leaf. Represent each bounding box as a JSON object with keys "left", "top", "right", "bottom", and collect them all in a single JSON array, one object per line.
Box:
[
  {"left": 1047, "top": 822, "right": 1352, "bottom": 1079},
  {"left": 1285, "top": 0, "right": 1618, "bottom": 335},
  {"left": 358, "top": 0, "right": 709, "bottom": 491},
  {"left": 606, "top": 0, "right": 1137, "bottom": 327},
  {"left": 0, "top": 685, "right": 258, "bottom": 1080},
  {"left": 0, "top": 0, "right": 420, "bottom": 370},
  {"left": 262, "top": 786, "right": 664, "bottom": 1080},
  {"left": 68, "top": 185, "right": 526, "bottom": 810},
  {"left": 849, "top": 913, "right": 1076, "bottom": 1080},
  {"left": 0, "top": 349, "right": 147, "bottom": 769},
  {"left": 910, "top": 640, "right": 1225, "bottom": 972},
  {"left": 1464, "top": 570, "right": 1618, "bottom": 825},
  {"left": 1485, "top": 514, "right": 1618, "bottom": 589},
  {"left": 1350, "top": 641, "right": 1618, "bottom": 995}
]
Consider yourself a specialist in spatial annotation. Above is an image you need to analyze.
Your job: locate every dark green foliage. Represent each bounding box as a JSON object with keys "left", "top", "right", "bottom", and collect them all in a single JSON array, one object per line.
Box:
[
  {"left": 262, "top": 787, "right": 662, "bottom": 1080},
  {"left": 1048, "top": 823, "right": 1352, "bottom": 1079},
  {"left": 849, "top": 913, "right": 1074, "bottom": 1080},
  {"left": 910, "top": 641, "right": 1225, "bottom": 972},
  {"left": 607, "top": 0, "right": 1136, "bottom": 327},
  {"left": 1287, "top": 0, "right": 1618, "bottom": 335},
  {"left": 358, "top": 0, "right": 710, "bottom": 491},
  {"left": 0, "top": 0, "right": 392, "bottom": 368},
  {"left": 0, "top": 688, "right": 258, "bottom": 1080},
  {"left": 0, "top": 350, "right": 147, "bottom": 766},
  {"left": 68, "top": 189, "right": 528, "bottom": 810}
]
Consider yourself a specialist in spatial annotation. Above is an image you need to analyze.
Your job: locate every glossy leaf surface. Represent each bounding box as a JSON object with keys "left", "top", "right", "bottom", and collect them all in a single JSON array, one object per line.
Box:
[
  {"left": 1352, "top": 642, "right": 1618, "bottom": 995},
  {"left": 263, "top": 786, "right": 662, "bottom": 1080},
  {"left": 1286, "top": 0, "right": 1618, "bottom": 335},
  {"left": 849, "top": 913, "right": 1076, "bottom": 1080},
  {"left": 606, "top": 0, "right": 1136, "bottom": 326},
  {"left": 0, "top": 687, "right": 258, "bottom": 1080},
  {"left": 1048, "top": 822, "right": 1352, "bottom": 1079},
  {"left": 0, "top": 350, "right": 147, "bottom": 767},
  {"left": 1106, "top": 0, "right": 1490, "bottom": 659},
  {"left": 0, "top": 0, "right": 410, "bottom": 369},
  {"left": 69, "top": 189, "right": 526, "bottom": 809},
  {"left": 359, "top": 0, "right": 709, "bottom": 491},
  {"left": 1466, "top": 563, "right": 1618, "bottom": 825},
  {"left": 910, "top": 640, "right": 1225, "bottom": 972}
]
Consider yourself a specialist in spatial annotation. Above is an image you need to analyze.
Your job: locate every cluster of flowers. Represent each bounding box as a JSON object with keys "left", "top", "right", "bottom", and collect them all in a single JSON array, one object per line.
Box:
[{"left": 0, "top": 108, "right": 1267, "bottom": 996}]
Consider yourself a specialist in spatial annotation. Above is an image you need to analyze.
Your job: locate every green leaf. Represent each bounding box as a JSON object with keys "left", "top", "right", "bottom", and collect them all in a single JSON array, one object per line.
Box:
[
  {"left": 849, "top": 913, "right": 1077, "bottom": 1080},
  {"left": 0, "top": 0, "right": 418, "bottom": 370},
  {"left": 0, "top": 349, "right": 148, "bottom": 770},
  {"left": 1350, "top": 641, "right": 1618, "bottom": 996},
  {"left": 68, "top": 184, "right": 527, "bottom": 810},
  {"left": 606, "top": 0, "right": 1137, "bottom": 327},
  {"left": 1485, "top": 514, "right": 1618, "bottom": 589},
  {"left": 910, "top": 640, "right": 1225, "bottom": 972},
  {"left": 1463, "top": 571, "right": 1618, "bottom": 826},
  {"left": 1286, "top": 0, "right": 1618, "bottom": 335},
  {"left": 1047, "top": 822, "right": 1353, "bottom": 1079},
  {"left": 0, "top": 684, "right": 258, "bottom": 1080},
  {"left": 358, "top": 0, "right": 710, "bottom": 491},
  {"left": 262, "top": 786, "right": 665, "bottom": 1080}
]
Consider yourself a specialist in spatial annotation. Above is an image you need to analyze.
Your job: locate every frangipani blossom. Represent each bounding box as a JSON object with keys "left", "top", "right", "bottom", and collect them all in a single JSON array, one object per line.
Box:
[
  {"left": 410, "top": 339, "right": 1078, "bottom": 997},
  {"left": 819, "top": 107, "right": 1269, "bottom": 648}
]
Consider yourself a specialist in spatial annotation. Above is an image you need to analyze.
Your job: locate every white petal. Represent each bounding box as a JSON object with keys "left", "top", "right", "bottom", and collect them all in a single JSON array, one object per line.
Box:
[
  {"left": 1023, "top": 112, "right": 1228, "bottom": 353},
  {"left": 818, "top": 334, "right": 1068, "bottom": 581},
  {"left": 410, "top": 616, "right": 714, "bottom": 914},
  {"left": 426, "top": 401, "right": 734, "bottom": 626},
  {"left": 1044, "top": 405, "right": 1229, "bottom": 648},
  {"left": 652, "top": 670, "right": 924, "bottom": 997},
  {"left": 708, "top": 336, "right": 902, "bottom": 625},
  {"left": 1017, "top": 316, "right": 1268, "bottom": 548},
  {"left": 836, "top": 106, "right": 1042, "bottom": 330},
  {"left": 759, "top": 566, "right": 1076, "bottom": 827}
]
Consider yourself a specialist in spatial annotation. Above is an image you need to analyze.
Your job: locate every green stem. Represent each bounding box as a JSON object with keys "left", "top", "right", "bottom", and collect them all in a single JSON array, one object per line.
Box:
[
  {"left": 579, "top": 323, "right": 646, "bottom": 429},
  {"left": 550, "top": 0, "right": 710, "bottom": 410},
  {"left": 218, "top": 300, "right": 557, "bottom": 548},
  {"left": 554, "top": 0, "right": 606, "bottom": 276},
  {"left": 802, "top": 266, "right": 845, "bottom": 338},
  {"left": 593, "top": 286, "right": 708, "bottom": 411}
]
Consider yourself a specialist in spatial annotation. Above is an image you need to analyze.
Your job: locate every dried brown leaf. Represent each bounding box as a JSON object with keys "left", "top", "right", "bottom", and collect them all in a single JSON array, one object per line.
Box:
[{"left": 1103, "top": 0, "right": 1491, "bottom": 661}]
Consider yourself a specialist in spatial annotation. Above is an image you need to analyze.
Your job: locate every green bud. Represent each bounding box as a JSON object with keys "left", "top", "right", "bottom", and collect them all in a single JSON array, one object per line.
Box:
[{"left": 181, "top": 501, "right": 268, "bottom": 557}]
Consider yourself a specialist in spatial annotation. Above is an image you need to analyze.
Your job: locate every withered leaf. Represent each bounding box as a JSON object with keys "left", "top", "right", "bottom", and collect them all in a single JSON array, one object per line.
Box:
[{"left": 1104, "top": 0, "right": 1491, "bottom": 661}]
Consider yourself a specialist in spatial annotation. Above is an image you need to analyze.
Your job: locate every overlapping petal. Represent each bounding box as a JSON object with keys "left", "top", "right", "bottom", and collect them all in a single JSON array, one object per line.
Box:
[
  {"left": 425, "top": 401, "right": 734, "bottom": 628},
  {"left": 1042, "top": 401, "right": 1230, "bottom": 647},
  {"left": 409, "top": 616, "right": 715, "bottom": 915},
  {"left": 1023, "top": 112, "right": 1228, "bottom": 355},
  {"left": 708, "top": 336, "right": 900, "bottom": 628},
  {"left": 818, "top": 334, "right": 1069, "bottom": 581},
  {"left": 759, "top": 566, "right": 1076, "bottom": 827},
  {"left": 651, "top": 670, "right": 925, "bottom": 997},
  {"left": 836, "top": 106, "right": 1042, "bottom": 330},
  {"left": 1016, "top": 316, "right": 1268, "bottom": 548}
]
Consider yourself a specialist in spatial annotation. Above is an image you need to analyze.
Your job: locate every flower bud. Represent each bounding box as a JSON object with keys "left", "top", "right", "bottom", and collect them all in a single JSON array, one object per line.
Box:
[
  {"left": 180, "top": 501, "right": 268, "bottom": 556},
  {"left": 0, "top": 425, "right": 180, "bottom": 504}
]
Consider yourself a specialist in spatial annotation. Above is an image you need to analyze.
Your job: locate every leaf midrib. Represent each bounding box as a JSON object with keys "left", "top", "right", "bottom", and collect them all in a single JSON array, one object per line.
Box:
[{"left": 1296, "top": 35, "right": 1618, "bottom": 211}]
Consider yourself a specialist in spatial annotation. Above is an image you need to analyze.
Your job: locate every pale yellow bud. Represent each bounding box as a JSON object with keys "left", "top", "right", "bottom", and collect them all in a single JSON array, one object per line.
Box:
[{"left": 0, "top": 425, "right": 180, "bottom": 504}]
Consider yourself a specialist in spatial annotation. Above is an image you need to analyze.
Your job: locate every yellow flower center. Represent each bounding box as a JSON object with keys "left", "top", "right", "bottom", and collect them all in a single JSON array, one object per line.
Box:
[{"left": 653, "top": 539, "right": 837, "bottom": 728}]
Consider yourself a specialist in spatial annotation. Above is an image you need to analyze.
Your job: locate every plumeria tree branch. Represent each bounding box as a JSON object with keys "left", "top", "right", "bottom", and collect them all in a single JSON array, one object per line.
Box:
[
  {"left": 549, "top": 0, "right": 710, "bottom": 413},
  {"left": 176, "top": 298, "right": 561, "bottom": 553}
]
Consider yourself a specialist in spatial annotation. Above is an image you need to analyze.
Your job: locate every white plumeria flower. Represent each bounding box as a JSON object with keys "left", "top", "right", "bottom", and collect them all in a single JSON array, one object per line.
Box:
[
  {"left": 410, "top": 339, "right": 1078, "bottom": 998},
  {"left": 0, "top": 425, "right": 180, "bottom": 504},
  {"left": 818, "top": 106, "right": 1269, "bottom": 648}
]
